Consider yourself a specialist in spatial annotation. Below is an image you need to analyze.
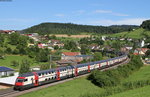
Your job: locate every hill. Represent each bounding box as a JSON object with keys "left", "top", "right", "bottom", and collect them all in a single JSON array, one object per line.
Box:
[
  {"left": 107, "top": 28, "right": 150, "bottom": 39},
  {"left": 22, "top": 23, "right": 139, "bottom": 35}
]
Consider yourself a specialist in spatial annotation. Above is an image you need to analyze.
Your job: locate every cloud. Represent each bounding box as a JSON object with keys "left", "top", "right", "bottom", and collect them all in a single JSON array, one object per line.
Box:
[
  {"left": 55, "top": 14, "right": 65, "bottom": 17},
  {"left": 75, "top": 10, "right": 85, "bottom": 14},
  {"left": 93, "top": 9, "right": 129, "bottom": 16},
  {"left": 112, "top": 13, "right": 129, "bottom": 16},
  {"left": 94, "top": 10, "right": 112, "bottom": 14},
  {"left": 88, "top": 18, "right": 148, "bottom": 26}
]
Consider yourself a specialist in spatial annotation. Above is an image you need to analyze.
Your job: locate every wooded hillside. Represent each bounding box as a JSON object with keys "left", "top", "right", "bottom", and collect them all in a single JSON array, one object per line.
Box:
[{"left": 22, "top": 23, "right": 139, "bottom": 35}]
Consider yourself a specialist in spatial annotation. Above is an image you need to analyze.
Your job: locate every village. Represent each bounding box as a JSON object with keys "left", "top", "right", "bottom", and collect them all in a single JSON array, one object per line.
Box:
[{"left": 0, "top": 30, "right": 149, "bottom": 82}]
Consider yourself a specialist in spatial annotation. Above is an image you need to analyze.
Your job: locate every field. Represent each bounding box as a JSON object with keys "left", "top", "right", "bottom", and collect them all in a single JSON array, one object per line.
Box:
[
  {"left": 0, "top": 55, "right": 48, "bottom": 70},
  {"left": 19, "top": 65, "right": 150, "bottom": 97},
  {"left": 107, "top": 28, "right": 150, "bottom": 39},
  {"left": 50, "top": 34, "right": 91, "bottom": 38},
  {"left": 19, "top": 77, "right": 104, "bottom": 97},
  {"left": 108, "top": 86, "right": 150, "bottom": 97}
]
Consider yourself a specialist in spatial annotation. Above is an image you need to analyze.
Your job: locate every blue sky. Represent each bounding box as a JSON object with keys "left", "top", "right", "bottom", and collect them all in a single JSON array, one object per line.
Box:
[{"left": 0, "top": 0, "right": 149, "bottom": 30}]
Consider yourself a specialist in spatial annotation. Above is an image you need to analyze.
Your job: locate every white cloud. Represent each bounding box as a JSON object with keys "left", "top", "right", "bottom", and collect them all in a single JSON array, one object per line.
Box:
[
  {"left": 93, "top": 9, "right": 129, "bottom": 16},
  {"left": 94, "top": 10, "right": 112, "bottom": 14},
  {"left": 88, "top": 18, "right": 149, "bottom": 26},
  {"left": 76, "top": 10, "right": 85, "bottom": 14},
  {"left": 112, "top": 13, "right": 129, "bottom": 16},
  {"left": 55, "top": 14, "right": 65, "bottom": 17}
]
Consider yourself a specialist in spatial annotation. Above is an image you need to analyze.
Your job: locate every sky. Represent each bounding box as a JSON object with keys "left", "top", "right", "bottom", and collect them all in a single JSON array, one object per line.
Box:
[{"left": 0, "top": 0, "right": 149, "bottom": 30}]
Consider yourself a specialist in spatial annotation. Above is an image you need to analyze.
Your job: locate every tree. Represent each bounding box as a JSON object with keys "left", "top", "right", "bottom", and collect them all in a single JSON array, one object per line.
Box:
[
  {"left": 112, "top": 41, "right": 121, "bottom": 50},
  {"left": 40, "top": 64, "right": 50, "bottom": 70},
  {"left": 145, "top": 50, "right": 150, "bottom": 57},
  {"left": 13, "top": 48, "right": 19, "bottom": 54},
  {"left": 141, "top": 20, "right": 150, "bottom": 30},
  {"left": 0, "top": 50, "right": 5, "bottom": 59},
  {"left": 11, "top": 60, "right": 19, "bottom": 67},
  {"left": 54, "top": 45, "right": 59, "bottom": 50},
  {"left": 80, "top": 44, "right": 90, "bottom": 54},
  {"left": 19, "top": 59, "right": 30, "bottom": 74},
  {"left": 64, "top": 40, "right": 79, "bottom": 51},
  {"left": 0, "top": 34, "right": 5, "bottom": 47},
  {"left": 9, "top": 33, "right": 20, "bottom": 45},
  {"left": 5, "top": 47, "right": 12, "bottom": 54},
  {"left": 35, "top": 49, "right": 49, "bottom": 62},
  {"left": 92, "top": 52, "right": 103, "bottom": 61}
]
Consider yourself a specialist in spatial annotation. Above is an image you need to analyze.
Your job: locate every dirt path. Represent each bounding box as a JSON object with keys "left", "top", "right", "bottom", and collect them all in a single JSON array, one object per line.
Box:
[{"left": 0, "top": 85, "right": 11, "bottom": 89}]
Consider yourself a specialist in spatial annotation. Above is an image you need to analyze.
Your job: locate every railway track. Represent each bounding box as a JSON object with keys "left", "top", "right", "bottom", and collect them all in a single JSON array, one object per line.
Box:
[{"left": 0, "top": 58, "right": 130, "bottom": 97}]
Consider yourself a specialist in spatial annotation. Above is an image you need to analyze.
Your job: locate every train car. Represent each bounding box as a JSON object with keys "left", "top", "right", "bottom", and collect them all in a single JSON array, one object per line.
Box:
[{"left": 14, "top": 54, "right": 128, "bottom": 91}]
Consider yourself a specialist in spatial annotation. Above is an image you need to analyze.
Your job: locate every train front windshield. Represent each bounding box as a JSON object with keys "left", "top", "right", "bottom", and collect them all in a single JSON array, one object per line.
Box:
[{"left": 16, "top": 79, "right": 24, "bottom": 82}]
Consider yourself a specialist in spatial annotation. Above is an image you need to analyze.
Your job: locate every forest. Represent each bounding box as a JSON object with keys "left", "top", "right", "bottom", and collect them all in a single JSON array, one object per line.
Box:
[{"left": 22, "top": 23, "right": 139, "bottom": 35}]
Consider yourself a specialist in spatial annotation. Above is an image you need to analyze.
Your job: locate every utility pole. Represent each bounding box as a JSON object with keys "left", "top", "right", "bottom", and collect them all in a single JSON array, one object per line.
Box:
[{"left": 50, "top": 54, "right": 52, "bottom": 69}]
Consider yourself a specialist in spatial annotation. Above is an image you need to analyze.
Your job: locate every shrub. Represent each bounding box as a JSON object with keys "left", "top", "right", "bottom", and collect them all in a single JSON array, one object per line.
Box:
[{"left": 88, "top": 55, "right": 144, "bottom": 88}]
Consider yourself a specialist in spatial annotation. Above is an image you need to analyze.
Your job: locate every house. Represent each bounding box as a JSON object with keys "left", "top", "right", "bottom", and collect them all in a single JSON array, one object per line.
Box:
[
  {"left": 89, "top": 44, "right": 100, "bottom": 50},
  {"left": 0, "top": 30, "right": 15, "bottom": 34},
  {"left": 58, "top": 54, "right": 92, "bottom": 66},
  {"left": 28, "top": 43, "right": 35, "bottom": 47},
  {"left": 49, "top": 40, "right": 64, "bottom": 48},
  {"left": 102, "top": 36, "right": 106, "bottom": 41},
  {"left": 121, "top": 47, "right": 128, "bottom": 52},
  {"left": 126, "top": 46, "right": 133, "bottom": 50},
  {"left": 0, "top": 66, "right": 14, "bottom": 77},
  {"left": 120, "top": 38, "right": 125, "bottom": 41},
  {"left": 38, "top": 43, "right": 48, "bottom": 48},
  {"left": 127, "top": 38, "right": 133, "bottom": 41},
  {"left": 61, "top": 52, "right": 81, "bottom": 60},
  {"left": 134, "top": 48, "right": 149, "bottom": 55}
]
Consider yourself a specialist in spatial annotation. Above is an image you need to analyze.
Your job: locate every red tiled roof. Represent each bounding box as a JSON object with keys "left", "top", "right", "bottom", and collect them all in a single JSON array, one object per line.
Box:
[
  {"left": 62, "top": 52, "right": 81, "bottom": 56},
  {"left": 136, "top": 48, "right": 149, "bottom": 53}
]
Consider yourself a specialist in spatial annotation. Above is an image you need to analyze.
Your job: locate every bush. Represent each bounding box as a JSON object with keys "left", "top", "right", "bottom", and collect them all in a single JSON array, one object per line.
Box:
[{"left": 88, "top": 55, "right": 143, "bottom": 88}]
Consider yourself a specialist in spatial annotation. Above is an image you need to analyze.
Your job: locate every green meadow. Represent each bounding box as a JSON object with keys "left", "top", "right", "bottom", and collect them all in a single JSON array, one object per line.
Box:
[{"left": 19, "top": 65, "right": 150, "bottom": 97}]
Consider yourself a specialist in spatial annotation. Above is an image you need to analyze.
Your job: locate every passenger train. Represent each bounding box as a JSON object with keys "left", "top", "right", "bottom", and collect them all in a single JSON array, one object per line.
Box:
[{"left": 14, "top": 54, "right": 128, "bottom": 90}]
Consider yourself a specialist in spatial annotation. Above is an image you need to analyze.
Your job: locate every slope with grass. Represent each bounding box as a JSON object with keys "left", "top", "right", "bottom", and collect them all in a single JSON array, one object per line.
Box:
[
  {"left": 0, "top": 55, "right": 48, "bottom": 70},
  {"left": 108, "top": 65, "right": 150, "bottom": 97},
  {"left": 19, "top": 64, "right": 150, "bottom": 97},
  {"left": 108, "top": 85, "right": 150, "bottom": 97},
  {"left": 19, "top": 77, "right": 104, "bottom": 97},
  {"left": 107, "top": 28, "right": 150, "bottom": 39}
]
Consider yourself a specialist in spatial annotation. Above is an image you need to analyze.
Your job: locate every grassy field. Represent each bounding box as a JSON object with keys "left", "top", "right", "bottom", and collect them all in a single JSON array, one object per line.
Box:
[
  {"left": 107, "top": 28, "right": 150, "bottom": 39},
  {"left": 19, "top": 65, "right": 150, "bottom": 97},
  {"left": 108, "top": 85, "right": 150, "bottom": 97},
  {"left": 123, "top": 65, "right": 150, "bottom": 82},
  {"left": 19, "top": 77, "right": 104, "bottom": 97},
  {"left": 0, "top": 55, "right": 48, "bottom": 70},
  {"left": 50, "top": 34, "right": 91, "bottom": 38}
]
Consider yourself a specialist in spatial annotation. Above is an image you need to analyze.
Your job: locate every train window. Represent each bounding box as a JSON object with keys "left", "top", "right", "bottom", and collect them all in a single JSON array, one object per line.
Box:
[
  {"left": 17, "top": 79, "right": 23, "bottom": 82},
  {"left": 46, "top": 72, "right": 48, "bottom": 75},
  {"left": 42, "top": 73, "right": 44, "bottom": 75},
  {"left": 24, "top": 79, "right": 28, "bottom": 82},
  {"left": 39, "top": 73, "right": 41, "bottom": 76}
]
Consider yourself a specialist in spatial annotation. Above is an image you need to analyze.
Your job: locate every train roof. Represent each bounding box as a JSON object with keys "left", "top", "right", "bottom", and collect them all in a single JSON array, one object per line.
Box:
[
  {"left": 18, "top": 54, "right": 127, "bottom": 76},
  {"left": 36, "top": 68, "right": 56, "bottom": 74},
  {"left": 18, "top": 72, "right": 34, "bottom": 77}
]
